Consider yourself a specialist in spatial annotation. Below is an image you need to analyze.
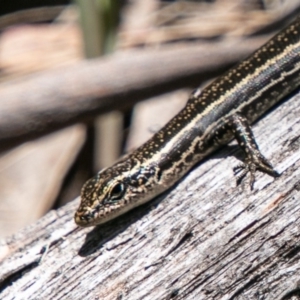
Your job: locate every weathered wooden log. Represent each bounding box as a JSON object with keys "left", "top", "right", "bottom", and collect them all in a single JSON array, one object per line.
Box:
[{"left": 0, "top": 89, "right": 299, "bottom": 299}]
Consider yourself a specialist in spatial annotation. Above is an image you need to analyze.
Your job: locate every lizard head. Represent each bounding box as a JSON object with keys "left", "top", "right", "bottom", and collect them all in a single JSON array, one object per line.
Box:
[{"left": 74, "top": 157, "right": 160, "bottom": 227}]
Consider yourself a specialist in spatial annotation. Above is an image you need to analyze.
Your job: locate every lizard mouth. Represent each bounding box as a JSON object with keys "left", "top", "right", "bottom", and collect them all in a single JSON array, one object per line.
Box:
[
  {"left": 74, "top": 203, "right": 101, "bottom": 227},
  {"left": 74, "top": 210, "right": 94, "bottom": 227},
  {"left": 75, "top": 201, "right": 127, "bottom": 227}
]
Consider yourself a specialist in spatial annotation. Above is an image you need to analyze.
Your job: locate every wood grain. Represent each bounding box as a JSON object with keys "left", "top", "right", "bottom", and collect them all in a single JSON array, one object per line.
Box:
[{"left": 0, "top": 89, "right": 299, "bottom": 299}]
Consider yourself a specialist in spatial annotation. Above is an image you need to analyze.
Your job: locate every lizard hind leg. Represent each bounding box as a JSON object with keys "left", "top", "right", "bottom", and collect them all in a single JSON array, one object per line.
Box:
[{"left": 228, "top": 113, "right": 280, "bottom": 189}]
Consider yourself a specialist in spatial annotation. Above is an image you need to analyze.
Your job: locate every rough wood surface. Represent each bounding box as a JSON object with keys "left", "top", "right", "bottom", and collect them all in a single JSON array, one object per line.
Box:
[
  {"left": 0, "top": 89, "right": 300, "bottom": 299},
  {"left": 0, "top": 36, "right": 268, "bottom": 148}
]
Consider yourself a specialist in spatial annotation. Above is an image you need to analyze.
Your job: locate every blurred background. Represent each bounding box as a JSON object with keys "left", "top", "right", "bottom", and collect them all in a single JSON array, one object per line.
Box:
[{"left": 0, "top": 0, "right": 299, "bottom": 237}]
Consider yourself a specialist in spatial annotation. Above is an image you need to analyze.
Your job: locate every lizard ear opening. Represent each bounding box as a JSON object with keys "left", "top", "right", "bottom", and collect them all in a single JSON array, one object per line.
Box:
[{"left": 157, "top": 170, "right": 162, "bottom": 182}]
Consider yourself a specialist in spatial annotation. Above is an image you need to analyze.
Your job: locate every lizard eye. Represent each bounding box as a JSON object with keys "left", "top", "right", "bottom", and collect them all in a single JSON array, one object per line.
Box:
[{"left": 109, "top": 182, "right": 126, "bottom": 200}]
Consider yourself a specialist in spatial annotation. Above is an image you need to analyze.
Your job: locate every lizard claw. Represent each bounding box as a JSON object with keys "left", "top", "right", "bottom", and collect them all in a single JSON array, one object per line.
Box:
[{"left": 234, "top": 151, "right": 280, "bottom": 190}]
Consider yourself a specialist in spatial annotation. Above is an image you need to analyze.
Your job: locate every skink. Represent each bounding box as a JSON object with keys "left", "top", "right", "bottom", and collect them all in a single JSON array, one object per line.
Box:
[{"left": 75, "top": 17, "right": 300, "bottom": 227}]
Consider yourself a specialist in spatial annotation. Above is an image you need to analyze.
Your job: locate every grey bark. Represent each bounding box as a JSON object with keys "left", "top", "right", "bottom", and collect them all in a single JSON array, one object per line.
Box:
[
  {"left": 0, "top": 37, "right": 268, "bottom": 148},
  {"left": 0, "top": 90, "right": 300, "bottom": 299}
]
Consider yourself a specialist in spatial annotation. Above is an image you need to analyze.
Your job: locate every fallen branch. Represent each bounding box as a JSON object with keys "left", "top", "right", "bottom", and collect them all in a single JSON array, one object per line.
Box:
[{"left": 0, "top": 36, "right": 268, "bottom": 147}]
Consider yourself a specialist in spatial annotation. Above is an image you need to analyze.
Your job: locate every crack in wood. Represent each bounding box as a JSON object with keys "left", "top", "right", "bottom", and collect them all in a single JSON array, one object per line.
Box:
[
  {"left": 279, "top": 279, "right": 300, "bottom": 300},
  {"left": 0, "top": 260, "right": 40, "bottom": 293}
]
